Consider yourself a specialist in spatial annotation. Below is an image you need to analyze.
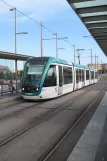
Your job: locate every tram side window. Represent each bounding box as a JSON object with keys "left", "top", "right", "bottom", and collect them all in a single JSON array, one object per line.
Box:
[
  {"left": 92, "top": 71, "right": 94, "bottom": 79},
  {"left": 59, "top": 66, "right": 62, "bottom": 86},
  {"left": 63, "top": 67, "right": 72, "bottom": 84},
  {"left": 82, "top": 69, "right": 84, "bottom": 82},
  {"left": 86, "top": 70, "right": 89, "bottom": 80},
  {"left": 63, "top": 68, "right": 68, "bottom": 84},
  {"left": 76, "top": 69, "right": 79, "bottom": 83},
  {"left": 43, "top": 65, "right": 57, "bottom": 87},
  {"left": 95, "top": 72, "right": 98, "bottom": 79},
  {"left": 68, "top": 68, "right": 72, "bottom": 83},
  {"left": 79, "top": 69, "right": 81, "bottom": 82}
]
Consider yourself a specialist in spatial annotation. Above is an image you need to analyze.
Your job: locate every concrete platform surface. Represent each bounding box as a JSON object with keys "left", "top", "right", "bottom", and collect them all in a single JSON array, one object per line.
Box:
[{"left": 67, "top": 92, "right": 107, "bottom": 161}]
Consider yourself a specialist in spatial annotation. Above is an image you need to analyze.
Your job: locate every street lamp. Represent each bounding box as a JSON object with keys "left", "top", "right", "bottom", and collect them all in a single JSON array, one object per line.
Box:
[
  {"left": 83, "top": 36, "right": 94, "bottom": 67},
  {"left": 16, "top": 32, "right": 28, "bottom": 35},
  {"left": 10, "top": 8, "right": 28, "bottom": 92},
  {"left": 58, "top": 48, "right": 65, "bottom": 50},
  {"left": 100, "top": 60, "right": 103, "bottom": 75},
  {"left": 83, "top": 35, "right": 92, "bottom": 38},
  {"left": 89, "top": 49, "right": 93, "bottom": 67},
  {"left": 61, "top": 40, "right": 76, "bottom": 63},
  {"left": 76, "top": 49, "right": 85, "bottom": 64},
  {"left": 72, "top": 45, "right": 76, "bottom": 63},
  {"left": 53, "top": 33, "right": 67, "bottom": 58},
  {"left": 42, "top": 33, "right": 67, "bottom": 58}
]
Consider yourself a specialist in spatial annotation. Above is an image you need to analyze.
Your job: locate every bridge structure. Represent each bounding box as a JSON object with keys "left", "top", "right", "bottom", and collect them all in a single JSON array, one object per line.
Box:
[{"left": 67, "top": 0, "right": 107, "bottom": 56}]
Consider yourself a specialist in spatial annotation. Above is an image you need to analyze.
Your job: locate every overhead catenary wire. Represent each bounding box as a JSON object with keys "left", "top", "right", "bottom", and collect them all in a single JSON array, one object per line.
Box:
[
  {"left": 0, "top": 0, "right": 59, "bottom": 35},
  {"left": 0, "top": 0, "right": 75, "bottom": 49}
]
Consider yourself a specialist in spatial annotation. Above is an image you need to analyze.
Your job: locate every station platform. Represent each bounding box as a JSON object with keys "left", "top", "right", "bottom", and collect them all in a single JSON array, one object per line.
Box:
[
  {"left": 0, "top": 92, "right": 22, "bottom": 104},
  {"left": 67, "top": 92, "right": 107, "bottom": 161}
]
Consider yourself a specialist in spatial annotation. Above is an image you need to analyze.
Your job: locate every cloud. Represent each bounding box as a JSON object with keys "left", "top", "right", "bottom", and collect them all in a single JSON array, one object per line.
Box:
[{"left": 0, "top": 0, "right": 69, "bottom": 22}]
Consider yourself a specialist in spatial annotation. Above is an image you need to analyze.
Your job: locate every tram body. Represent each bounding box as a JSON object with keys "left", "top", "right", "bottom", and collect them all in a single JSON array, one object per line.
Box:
[
  {"left": 21, "top": 57, "right": 97, "bottom": 100},
  {"left": 73, "top": 64, "right": 85, "bottom": 90},
  {"left": 95, "top": 69, "right": 98, "bottom": 83}
]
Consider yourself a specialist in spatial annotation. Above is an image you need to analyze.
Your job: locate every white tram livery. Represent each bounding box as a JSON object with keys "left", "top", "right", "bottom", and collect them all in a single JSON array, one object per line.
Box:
[{"left": 21, "top": 57, "right": 98, "bottom": 100}]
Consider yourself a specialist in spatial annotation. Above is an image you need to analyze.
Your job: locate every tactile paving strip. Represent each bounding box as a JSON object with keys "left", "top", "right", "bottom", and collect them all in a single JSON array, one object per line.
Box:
[{"left": 95, "top": 114, "right": 107, "bottom": 161}]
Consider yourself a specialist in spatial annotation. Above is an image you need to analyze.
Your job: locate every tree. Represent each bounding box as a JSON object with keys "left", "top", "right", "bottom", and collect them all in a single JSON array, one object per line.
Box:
[{"left": 0, "top": 72, "right": 4, "bottom": 79}]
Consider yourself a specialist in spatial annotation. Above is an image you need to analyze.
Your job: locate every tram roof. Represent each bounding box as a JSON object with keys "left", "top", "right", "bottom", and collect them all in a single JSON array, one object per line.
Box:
[
  {"left": 52, "top": 58, "right": 73, "bottom": 66},
  {"left": 67, "top": 0, "right": 107, "bottom": 56},
  {"left": 89, "top": 67, "right": 95, "bottom": 70},
  {"left": 27, "top": 57, "right": 73, "bottom": 66},
  {"left": 73, "top": 63, "right": 84, "bottom": 68}
]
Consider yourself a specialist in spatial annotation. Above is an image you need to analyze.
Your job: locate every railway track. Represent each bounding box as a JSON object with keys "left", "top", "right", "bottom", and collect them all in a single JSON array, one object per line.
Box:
[
  {"left": 0, "top": 99, "right": 24, "bottom": 111},
  {"left": 41, "top": 90, "right": 103, "bottom": 161},
  {"left": 0, "top": 81, "right": 104, "bottom": 121},
  {"left": 0, "top": 90, "right": 90, "bottom": 147},
  {"left": 0, "top": 101, "right": 44, "bottom": 121}
]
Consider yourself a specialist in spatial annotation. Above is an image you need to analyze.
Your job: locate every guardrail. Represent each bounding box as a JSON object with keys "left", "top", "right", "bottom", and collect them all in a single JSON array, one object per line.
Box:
[{"left": 0, "top": 83, "right": 21, "bottom": 96}]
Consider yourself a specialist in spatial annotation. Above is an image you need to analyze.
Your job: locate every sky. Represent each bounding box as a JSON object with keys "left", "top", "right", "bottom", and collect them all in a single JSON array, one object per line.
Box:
[{"left": 0, "top": 0, "right": 106, "bottom": 70}]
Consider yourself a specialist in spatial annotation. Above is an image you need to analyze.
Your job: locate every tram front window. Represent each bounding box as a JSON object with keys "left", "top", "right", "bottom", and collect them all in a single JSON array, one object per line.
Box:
[
  {"left": 23, "top": 63, "right": 44, "bottom": 86},
  {"left": 43, "top": 65, "right": 57, "bottom": 87}
]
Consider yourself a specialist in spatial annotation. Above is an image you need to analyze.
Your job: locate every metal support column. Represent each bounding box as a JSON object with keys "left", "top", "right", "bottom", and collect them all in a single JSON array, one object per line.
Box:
[
  {"left": 95, "top": 54, "right": 96, "bottom": 69},
  {"left": 91, "top": 49, "right": 92, "bottom": 67},
  {"left": 55, "top": 33, "right": 58, "bottom": 58},
  {"left": 40, "top": 22, "right": 43, "bottom": 57},
  {"left": 15, "top": 59, "right": 18, "bottom": 92},
  {"left": 97, "top": 56, "right": 98, "bottom": 70},
  {"left": 73, "top": 45, "right": 75, "bottom": 63},
  {"left": 14, "top": 8, "right": 18, "bottom": 93}
]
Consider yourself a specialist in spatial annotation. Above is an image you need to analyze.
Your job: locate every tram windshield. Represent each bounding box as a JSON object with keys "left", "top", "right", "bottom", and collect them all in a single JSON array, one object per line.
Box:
[{"left": 23, "top": 63, "right": 44, "bottom": 86}]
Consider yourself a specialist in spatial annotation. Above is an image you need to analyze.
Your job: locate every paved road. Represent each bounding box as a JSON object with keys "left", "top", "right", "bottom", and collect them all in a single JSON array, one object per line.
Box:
[{"left": 0, "top": 81, "right": 106, "bottom": 161}]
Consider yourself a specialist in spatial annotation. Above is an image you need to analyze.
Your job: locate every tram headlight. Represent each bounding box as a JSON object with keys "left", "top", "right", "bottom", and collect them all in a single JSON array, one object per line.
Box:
[
  {"left": 22, "top": 88, "right": 24, "bottom": 91},
  {"left": 33, "top": 87, "right": 39, "bottom": 92},
  {"left": 36, "top": 88, "right": 39, "bottom": 91}
]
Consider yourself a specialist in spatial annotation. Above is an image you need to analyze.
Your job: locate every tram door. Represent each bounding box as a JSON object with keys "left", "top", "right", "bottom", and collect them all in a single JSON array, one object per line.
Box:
[{"left": 58, "top": 66, "right": 63, "bottom": 95}]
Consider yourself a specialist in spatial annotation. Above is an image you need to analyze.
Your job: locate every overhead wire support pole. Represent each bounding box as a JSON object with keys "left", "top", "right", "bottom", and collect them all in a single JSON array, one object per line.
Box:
[
  {"left": 14, "top": 8, "right": 18, "bottom": 92},
  {"left": 73, "top": 45, "right": 76, "bottom": 63},
  {"left": 97, "top": 56, "right": 98, "bottom": 70},
  {"left": 89, "top": 49, "right": 93, "bottom": 68},
  {"left": 91, "top": 49, "right": 92, "bottom": 68},
  {"left": 53, "top": 33, "right": 58, "bottom": 58},
  {"left": 95, "top": 54, "right": 96, "bottom": 69},
  {"left": 40, "top": 22, "right": 43, "bottom": 57},
  {"left": 56, "top": 33, "right": 58, "bottom": 58}
]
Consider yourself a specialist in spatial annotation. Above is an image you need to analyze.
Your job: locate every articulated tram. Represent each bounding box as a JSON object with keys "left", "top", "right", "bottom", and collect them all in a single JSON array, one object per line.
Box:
[{"left": 21, "top": 57, "right": 98, "bottom": 100}]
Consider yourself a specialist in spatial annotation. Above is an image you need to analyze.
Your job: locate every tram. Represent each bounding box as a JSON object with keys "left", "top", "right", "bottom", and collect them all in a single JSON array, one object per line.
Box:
[{"left": 21, "top": 57, "right": 97, "bottom": 100}]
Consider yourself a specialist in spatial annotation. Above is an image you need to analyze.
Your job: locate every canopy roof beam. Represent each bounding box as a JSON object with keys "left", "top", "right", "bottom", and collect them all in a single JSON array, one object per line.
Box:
[
  {"left": 94, "top": 36, "right": 107, "bottom": 39},
  {"left": 93, "top": 33, "right": 107, "bottom": 37},
  {"left": 66, "top": 0, "right": 107, "bottom": 56},
  {"left": 83, "top": 15, "right": 107, "bottom": 22},
  {"left": 68, "top": 0, "right": 94, "bottom": 3},
  {"left": 98, "top": 40, "right": 107, "bottom": 43},
  {"left": 90, "top": 28, "right": 107, "bottom": 33},
  {"left": 76, "top": 5, "right": 107, "bottom": 14},
  {"left": 86, "top": 22, "right": 107, "bottom": 28}
]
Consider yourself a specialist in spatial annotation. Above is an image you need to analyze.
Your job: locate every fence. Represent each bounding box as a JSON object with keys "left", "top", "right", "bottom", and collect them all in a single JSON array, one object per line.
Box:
[{"left": 0, "top": 83, "right": 21, "bottom": 96}]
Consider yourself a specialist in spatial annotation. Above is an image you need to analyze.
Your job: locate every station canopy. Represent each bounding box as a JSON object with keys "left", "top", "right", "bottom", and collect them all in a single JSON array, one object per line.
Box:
[{"left": 67, "top": 0, "right": 107, "bottom": 56}]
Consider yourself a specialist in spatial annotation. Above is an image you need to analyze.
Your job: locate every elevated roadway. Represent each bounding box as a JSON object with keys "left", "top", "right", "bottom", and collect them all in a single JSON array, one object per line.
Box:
[{"left": 0, "top": 51, "right": 33, "bottom": 61}]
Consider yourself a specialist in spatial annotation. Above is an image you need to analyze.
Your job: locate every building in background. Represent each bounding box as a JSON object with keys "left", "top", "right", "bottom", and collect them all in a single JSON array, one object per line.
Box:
[
  {"left": 0, "top": 65, "right": 9, "bottom": 73},
  {"left": 87, "top": 64, "right": 107, "bottom": 72}
]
